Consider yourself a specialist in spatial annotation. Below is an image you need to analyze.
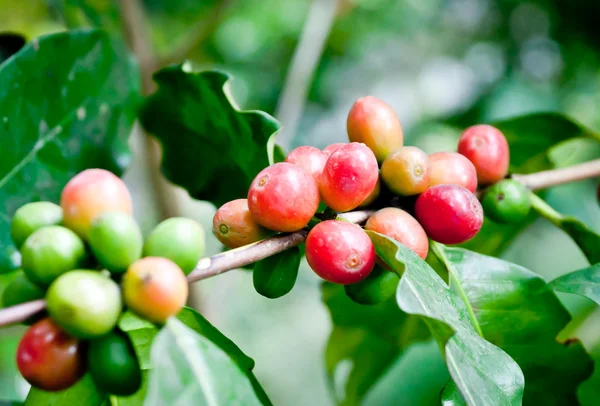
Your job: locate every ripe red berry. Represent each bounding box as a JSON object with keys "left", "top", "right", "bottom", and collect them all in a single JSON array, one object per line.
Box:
[
  {"left": 347, "top": 96, "right": 404, "bottom": 162},
  {"left": 358, "top": 176, "right": 381, "bottom": 208},
  {"left": 17, "top": 318, "right": 85, "bottom": 392},
  {"left": 213, "top": 199, "right": 271, "bottom": 248},
  {"left": 381, "top": 146, "right": 430, "bottom": 196},
  {"left": 61, "top": 169, "right": 132, "bottom": 239},
  {"left": 365, "top": 208, "right": 429, "bottom": 259},
  {"left": 415, "top": 184, "right": 483, "bottom": 244},
  {"left": 458, "top": 124, "right": 509, "bottom": 184},
  {"left": 319, "top": 143, "right": 379, "bottom": 212},
  {"left": 429, "top": 152, "right": 478, "bottom": 193},
  {"left": 284, "top": 146, "right": 327, "bottom": 183},
  {"left": 305, "top": 220, "right": 375, "bottom": 284},
  {"left": 248, "top": 163, "right": 320, "bottom": 232},
  {"left": 322, "top": 143, "right": 346, "bottom": 158}
]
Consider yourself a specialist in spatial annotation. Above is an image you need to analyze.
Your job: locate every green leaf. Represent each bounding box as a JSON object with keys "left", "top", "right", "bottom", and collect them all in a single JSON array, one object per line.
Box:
[
  {"left": 0, "top": 326, "right": 27, "bottom": 402},
  {"left": 440, "top": 381, "right": 466, "bottom": 406},
  {"left": 530, "top": 193, "right": 600, "bottom": 264},
  {"left": 550, "top": 263, "right": 600, "bottom": 304},
  {"left": 0, "top": 270, "right": 20, "bottom": 305},
  {"left": 435, "top": 246, "right": 594, "bottom": 405},
  {"left": 253, "top": 247, "right": 300, "bottom": 299},
  {"left": 139, "top": 66, "right": 281, "bottom": 208},
  {"left": 368, "top": 231, "right": 525, "bottom": 406},
  {"left": 0, "top": 29, "right": 139, "bottom": 273},
  {"left": 25, "top": 374, "right": 105, "bottom": 406},
  {"left": 144, "top": 317, "right": 271, "bottom": 406},
  {"left": 322, "top": 282, "right": 430, "bottom": 406}
]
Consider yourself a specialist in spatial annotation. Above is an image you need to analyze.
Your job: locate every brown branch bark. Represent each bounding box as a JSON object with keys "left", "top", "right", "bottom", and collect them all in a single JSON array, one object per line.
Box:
[{"left": 513, "top": 159, "right": 600, "bottom": 190}]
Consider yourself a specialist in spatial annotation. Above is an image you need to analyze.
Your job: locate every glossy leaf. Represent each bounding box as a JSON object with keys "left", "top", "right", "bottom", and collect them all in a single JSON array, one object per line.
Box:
[
  {"left": 441, "top": 381, "right": 466, "bottom": 406},
  {"left": 367, "top": 231, "right": 525, "bottom": 406},
  {"left": 253, "top": 247, "right": 300, "bottom": 299},
  {"left": 436, "top": 245, "right": 593, "bottom": 405},
  {"left": 25, "top": 374, "right": 104, "bottom": 406},
  {"left": 322, "top": 282, "right": 430, "bottom": 406},
  {"left": 550, "top": 263, "right": 600, "bottom": 304},
  {"left": 0, "top": 29, "right": 139, "bottom": 273},
  {"left": 139, "top": 66, "right": 281, "bottom": 208}
]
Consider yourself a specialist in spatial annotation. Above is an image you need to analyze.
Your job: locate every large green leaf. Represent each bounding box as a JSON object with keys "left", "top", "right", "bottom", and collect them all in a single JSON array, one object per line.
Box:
[
  {"left": 550, "top": 263, "right": 600, "bottom": 304},
  {"left": 322, "top": 282, "right": 430, "bottom": 406},
  {"left": 368, "top": 232, "right": 524, "bottom": 406},
  {"left": 139, "top": 66, "right": 281, "bottom": 208},
  {"left": 435, "top": 246, "right": 593, "bottom": 405},
  {"left": 25, "top": 375, "right": 104, "bottom": 406},
  {"left": 0, "top": 29, "right": 139, "bottom": 273}
]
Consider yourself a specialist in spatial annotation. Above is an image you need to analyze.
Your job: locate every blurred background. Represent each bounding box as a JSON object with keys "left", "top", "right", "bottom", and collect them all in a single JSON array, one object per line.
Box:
[{"left": 1, "top": 0, "right": 600, "bottom": 405}]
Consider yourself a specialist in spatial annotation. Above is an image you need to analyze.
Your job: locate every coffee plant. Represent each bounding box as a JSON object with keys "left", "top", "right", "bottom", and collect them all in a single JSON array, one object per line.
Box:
[{"left": 1, "top": 21, "right": 600, "bottom": 406}]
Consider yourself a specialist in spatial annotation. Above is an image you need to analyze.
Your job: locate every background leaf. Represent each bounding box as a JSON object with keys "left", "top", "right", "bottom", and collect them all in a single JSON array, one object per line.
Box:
[
  {"left": 24, "top": 374, "right": 104, "bottom": 406},
  {"left": 550, "top": 263, "right": 600, "bottom": 304},
  {"left": 0, "top": 28, "right": 139, "bottom": 273},
  {"left": 253, "top": 247, "right": 300, "bottom": 299},
  {"left": 139, "top": 66, "right": 281, "bottom": 208},
  {"left": 368, "top": 231, "right": 525, "bottom": 406},
  {"left": 437, "top": 246, "right": 593, "bottom": 405}
]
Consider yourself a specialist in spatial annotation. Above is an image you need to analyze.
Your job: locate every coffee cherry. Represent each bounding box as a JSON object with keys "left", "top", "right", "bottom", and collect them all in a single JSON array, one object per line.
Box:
[
  {"left": 2, "top": 272, "right": 45, "bottom": 309},
  {"left": 347, "top": 96, "right": 404, "bottom": 162},
  {"left": 122, "top": 257, "right": 188, "bottom": 323},
  {"left": 415, "top": 184, "right": 483, "bottom": 244},
  {"left": 381, "top": 146, "right": 430, "bottom": 196},
  {"left": 458, "top": 124, "right": 509, "bottom": 184},
  {"left": 358, "top": 177, "right": 381, "bottom": 208},
  {"left": 46, "top": 270, "right": 122, "bottom": 339},
  {"left": 345, "top": 266, "right": 399, "bottom": 305},
  {"left": 482, "top": 180, "right": 531, "bottom": 224},
  {"left": 248, "top": 163, "right": 319, "bottom": 232},
  {"left": 11, "top": 202, "right": 63, "bottom": 249},
  {"left": 61, "top": 169, "right": 132, "bottom": 239},
  {"left": 88, "top": 212, "right": 143, "bottom": 273},
  {"left": 365, "top": 207, "right": 429, "bottom": 259},
  {"left": 88, "top": 331, "right": 142, "bottom": 396},
  {"left": 143, "top": 217, "right": 205, "bottom": 275},
  {"left": 429, "top": 152, "right": 478, "bottom": 193},
  {"left": 16, "top": 318, "right": 85, "bottom": 392},
  {"left": 213, "top": 199, "right": 270, "bottom": 249},
  {"left": 322, "top": 143, "right": 346, "bottom": 158},
  {"left": 305, "top": 220, "right": 375, "bottom": 284},
  {"left": 284, "top": 146, "right": 327, "bottom": 183},
  {"left": 319, "top": 143, "right": 379, "bottom": 212},
  {"left": 21, "top": 226, "right": 86, "bottom": 286}
]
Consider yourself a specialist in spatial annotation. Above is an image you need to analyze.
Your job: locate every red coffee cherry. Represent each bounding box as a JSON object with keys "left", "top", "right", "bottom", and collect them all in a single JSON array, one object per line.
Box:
[
  {"left": 284, "top": 146, "right": 327, "bottom": 183},
  {"left": 61, "top": 169, "right": 132, "bottom": 239},
  {"left": 458, "top": 124, "right": 509, "bottom": 185},
  {"left": 429, "top": 152, "right": 478, "bottom": 193},
  {"left": 248, "top": 163, "right": 319, "bottom": 232},
  {"left": 306, "top": 220, "right": 375, "bottom": 284},
  {"left": 415, "top": 184, "right": 483, "bottom": 244},
  {"left": 381, "top": 146, "right": 430, "bottom": 196},
  {"left": 319, "top": 143, "right": 379, "bottom": 212},
  {"left": 358, "top": 176, "right": 381, "bottom": 208},
  {"left": 322, "top": 143, "right": 346, "bottom": 158},
  {"left": 347, "top": 96, "right": 404, "bottom": 162},
  {"left": 365, "top": 207, "right": 429, "bottom": 259},
  {"left": 213, "top": 199, "right": 271, "bottom": 248},
  {"left": 17, "top": 318, "right": 85, "bottom": 392}
]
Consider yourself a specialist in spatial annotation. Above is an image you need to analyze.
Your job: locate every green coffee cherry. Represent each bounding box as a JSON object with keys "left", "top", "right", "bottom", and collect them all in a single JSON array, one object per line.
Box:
[
  {"left": 88, "top": 212, "right": 143, "bottom": 273},
  {"left": 88, "top": 331, "right": 142, "bottom": 396},
  {"left": 143, "top": 217, "right": 205, "bottom": 275},
  {"left": 345, "top": 266, "right": 399, "bottom": 305},
  {"left": 2, "top": 271, "right": 45, "bottom": 308},
  {"left": 482, "top": 180, "right": 531, "bottom": 224},
  {"left": 46, "top": 270, "right": 122, "bottom": 339},
  {"left": 21, "top": 226, "right": 86, "bottom": 286},
  {"left": 11, "top": 202, "right": 63, "bottom": 248}
]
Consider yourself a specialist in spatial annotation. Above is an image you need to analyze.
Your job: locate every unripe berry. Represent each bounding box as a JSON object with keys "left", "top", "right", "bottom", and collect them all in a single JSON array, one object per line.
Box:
[
  {"left": 482, "top": 180, "right": 531, "bottom": 224},
  {"left": 365, "top": 207, "right": 429, "bottom": 259},
  {"left": 458, "top": 124, "right": 509, "bottom": 184},
  {"left": 381, "top": 146, "right": 430, "bottom": 196},
  {"left": 248, "top": 163, "right": 319, "bottom": 232},
  {"left": 2, "top": 272, "right": 45, "bottom": 309},
  {"left": 61, "top": 169, "right": 132, "bottom": 239},
  {"left": 322, "top": 143, "right": 346, "bottom": 158},
  {"left": 305, "top": 220, "right": 375, "bottom": 284},
  {"left": 429, "top": 152, "right": 478, "bottom": 193},
  {"left": 345, "top": 266, "right": 399, "bottom": 305},
  {"left": 347, "top": 96, "right": 404, "bottom": 162},
  {"left": 213, "top": 199, "right": 270, "bottom": 248},
  {"left": 16, "top": 318, "right": 85, "bottom": 392},
  {"left": 319, "top": 143, "right": 379, "bottom": 212},
  {"left": 284, "top": 146, "right": 327, "bottom": 183},
  {"left": 122, "top": 257, "right": 188, "bottom": 323},
  {"left": 358, "top": 176, "right": 381, "bottom": 208},
  {"left": 415, "top": 185, "right": 483, "bottom": 244},
  {"left": 11, "top": 202, "right": 63, "bottom": 249}
]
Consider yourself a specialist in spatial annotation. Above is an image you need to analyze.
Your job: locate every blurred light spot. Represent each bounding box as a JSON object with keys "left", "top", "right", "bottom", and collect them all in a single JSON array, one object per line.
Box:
[
  {"left": 334, "top": 359, "right": 353, "bottom": 401},
  {"left": 510, "top": 3, "right": 550, "bottom": 42},
  {"left": 215, "top": 17, "right": 262, "bottom": 61},
  {"left": 519, "top": 37, "right": 562, "bottom": 81},
  {"left": 443, "top": 0, "right": 490, "bottom": 32},
  {"left": 464, "top": 42, "right": 505, "bottom": 86},
  {"left": 352, "top": 0, "right": 390, "bottom": 10}
]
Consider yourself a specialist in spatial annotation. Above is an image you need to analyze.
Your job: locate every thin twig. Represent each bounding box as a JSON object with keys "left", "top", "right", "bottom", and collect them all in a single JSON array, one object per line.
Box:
[{"left": 513, "top": 159, "right": 600, "bottom": 191}]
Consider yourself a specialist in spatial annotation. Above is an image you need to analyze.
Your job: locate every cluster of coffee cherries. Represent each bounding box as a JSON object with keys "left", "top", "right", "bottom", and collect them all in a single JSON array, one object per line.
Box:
[
  {"left": 213, "top": 96, "right": 530, "bottom": 304},
  {"left": 5, "top": 169, "right": 205, "bottom": 394}
]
